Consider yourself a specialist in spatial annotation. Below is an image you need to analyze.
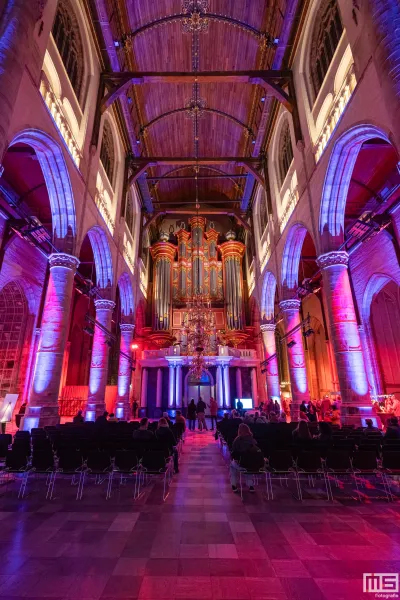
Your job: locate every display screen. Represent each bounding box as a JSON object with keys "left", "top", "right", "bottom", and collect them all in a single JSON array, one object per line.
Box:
[{"left": 236, "top": 398, "right": 253, "bottom": 409}]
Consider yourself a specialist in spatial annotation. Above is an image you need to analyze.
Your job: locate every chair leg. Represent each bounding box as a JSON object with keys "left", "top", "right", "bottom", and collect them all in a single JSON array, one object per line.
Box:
[
  {"left": 18, "top": 470, "right": 29, "bottom": 499},
  {"left": 325, "top": 473, "right": 333, "bottom": 501},
  {"left": 49, "top": 471, "right": 57, "bottom": 500},
  {"left": 76, "top": 472, "right": 84, "bottom": 500}
]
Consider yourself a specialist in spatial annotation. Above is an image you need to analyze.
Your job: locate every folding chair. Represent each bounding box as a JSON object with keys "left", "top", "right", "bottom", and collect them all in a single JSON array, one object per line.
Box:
[
  {"left": 139, "top": 450, "right": 173, "bottom": 501},
  {"left": 324, "top": 450, "right": 355, "bottom": 501},
  {"left": 81, "top": 450, "right": 113, "bottom": 499},
  {"left": 53, "top": 449, "right": 85, "bottom": 500},
  {"left": 265, "top": 450, "right": 299, "bottom": 500},
  {"left": 236, "top": 451, "right": 266, "bottom": 500},
  {"left": 381, "top": 450, "right": 400, "bottom": 501},
  {"left": 112, "top": 450, "right": 141, "bottom": 498},
  {"left": 30, "top": 450, "right": 57, "bottom": 499},
  {"left": 352, "top": 450, "right": 391, "bottom": 502},
  {"left": 296, "top": 451, "right": 328, "bottom": 500},
  {"left": 0, "top": 450, "right": 31, "bottom": 498}
]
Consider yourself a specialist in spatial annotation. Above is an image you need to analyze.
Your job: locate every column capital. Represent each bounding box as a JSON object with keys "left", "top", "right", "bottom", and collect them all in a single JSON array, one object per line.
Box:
[
  {"left": 279, "top": 298, "right": 301, "bottom": 312},
  {"left": 317, "top": 250, "right": 349, "bottom": 269},
  {"left": 94, "top": 299, "right": 115, "bottom": 311},
  {"left": 120, "top": 323, "right": 135, "bottom": 333},
  {"left": 49, "top": 253, "right": 79, "bottom": 272},
  {"left": 260, "top": 323, "right": 276, "bottom": 332}
]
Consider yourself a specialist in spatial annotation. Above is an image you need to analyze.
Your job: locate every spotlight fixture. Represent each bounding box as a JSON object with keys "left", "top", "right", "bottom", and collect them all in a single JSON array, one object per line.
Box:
[
  {"left": 114, "top": 40, "right": 120, "bottom": 47},
  {"left": 287, "top": 340, "right": 296, "bottom": 348},
  {"left": 261, "top": 96, "right": 266, "bottom": 102}
]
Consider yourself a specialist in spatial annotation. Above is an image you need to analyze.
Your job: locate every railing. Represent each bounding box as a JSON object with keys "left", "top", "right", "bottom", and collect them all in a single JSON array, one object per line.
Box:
[
  {"left": 315, "top": 64, "right": 356, "bottom": 162},
  {"left": 227, "top": 348, "right": 257, "bottom": 358},
  {"left": 40, "top": 72, "right": 82, "bottom": 167}
]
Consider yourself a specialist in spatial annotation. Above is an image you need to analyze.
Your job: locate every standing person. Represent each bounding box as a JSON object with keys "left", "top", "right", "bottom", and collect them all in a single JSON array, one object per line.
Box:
[
  {"left": 307, "top": 401, "right": 317, "bottom": 423},
  {"left": 330, "top": 403, "right": 341, "bottom": 427},
  {"left": 175, "top": 410, "right": 186, "bottom": 431},
  {"left": 187, "top": 399, "right": 196, "bottom": 431},
  {"left": 267, "top": 398, "right": 275, "bottom": 415},
  {"left": 73, "top": 410, "right": 84, "bottom": 424},
  {"left": 273, "top": 400, "right": 280, "bottom": 414},
  {"left": 132, "top": 400, "right": 139, "bottom": 419},
  {"left": 236, "top": 399, "right": 244, "bottom": 417},
  {"left": 196, "top": 397, "right": 208, "bottom": 431},
  {"left": 209, "top": 396, "right": 218, "bottom": 430},
  {"left": 321, "top": 395, "right": 331, "bottom": 421}
]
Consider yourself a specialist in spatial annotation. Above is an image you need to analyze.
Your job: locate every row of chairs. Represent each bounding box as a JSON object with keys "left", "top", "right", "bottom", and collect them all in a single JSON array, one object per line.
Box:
[{"left": 217, "top": 429, "right": 400, "bottom": 502}]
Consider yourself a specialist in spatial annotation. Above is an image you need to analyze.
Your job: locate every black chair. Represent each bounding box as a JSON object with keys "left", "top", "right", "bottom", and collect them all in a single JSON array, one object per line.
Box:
[
  {"left": 381, "top": 450, "right": 400, "bottom": 501},
  {"left": 266, "top": 450, "right": 299, "bottom": 500},
  {"left": 112, "top": 450, "right": 141, "bottom": 498},
  {"left": 324, "top": 450, "right": 355, "bottom": 501},
  {"left": 30, "top": 450, "right": 56, "bottom": 499},
  {"left": 0, "top": 434, "right": 12, "bottom": 459},
  {"left": 81, "top": 451, "right": 113, "bottom": 499},
  {"left": 0, "top": 450, "right": 31, "bottom": 498},
  {"left": 236, "top": 451, "right": 266, "bottom": 500},
  {"left": 140, "top": 450, "right": 173, "bottom": 501},
  {"left": 352, "top": 450, "right": 390, "bottom": 502},
  {"left": 53, "top": 449, "right": 85, "bottom": 500},
  {"left": 296, "top": 451, "right": 328, "bottom": 500}
]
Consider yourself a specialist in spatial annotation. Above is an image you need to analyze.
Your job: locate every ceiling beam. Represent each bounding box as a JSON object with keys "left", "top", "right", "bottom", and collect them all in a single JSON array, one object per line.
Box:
[
  {"left": 128, "top": 157, "right": 264, "bottom": 188},
  {"left": 148, "top": 174, "right": 248, "bottom": 181},
  {"left": 141, "top": 107, "right": 254, "bottom": 137},
  {"left": 101, "top": 70, "right": 292, "bottom": 113}
]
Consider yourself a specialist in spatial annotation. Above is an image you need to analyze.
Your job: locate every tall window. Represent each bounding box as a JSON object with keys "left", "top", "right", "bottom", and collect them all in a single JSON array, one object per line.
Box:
[
  {"left": 258, "top": 195, "right": 268, "bottom": 234},
  {"left": 310, "top": 0, "right": 344, "bottom": 98},
  {"left": 125, "top": 194, "right": 134, "bottom": 232},
  {"left": 278, "top": 122, "right": 294, "bottom": 186},
  {"left": 52, "top": 0, "right": 84, "bottom": 100},
  {"left": 100, "top": 121, "right": 115, "bottom": 185}
]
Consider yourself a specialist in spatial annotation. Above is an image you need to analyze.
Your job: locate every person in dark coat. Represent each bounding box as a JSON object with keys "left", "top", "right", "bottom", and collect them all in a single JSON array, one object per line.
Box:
[
  {"left": 187, "top": 399, "right": 196, "bottom": 431},
  {"left": 196, "top": 397, "right": 208, "bottom": 431},
  {"left": 73, "top": 410, "right": 84, "bottom": 424},
  {"left": 230, "top": 423, "right": 261, "bottom": 493},
  {"left": 132, "top": 417, "right": 155, "bottom": 440}
]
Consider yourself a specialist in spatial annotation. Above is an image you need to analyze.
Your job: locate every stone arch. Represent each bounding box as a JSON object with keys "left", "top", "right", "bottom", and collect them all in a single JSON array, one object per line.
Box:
[
  {"left": 118, "top": 272, "right": 135, "bottom": 318},
  {"left": 319, "top": 124, "right": 392, "bottom": 252},
  {"left": 86, "top": 226, "right": 114, "bottom": 291},
  {"left": 9, "top": 129, "right": 77, "bottom": 253},
  {"left": 0, "top": 280, "right": 28, "bottom": 398},
  {"left": 281, "top": 223, "right": 312, "bottom": 292},
  {"left": 362, "top": 273, "right": 394, "bottom": 322},
  {"left": 261, "top": 271, "right": 277, "bottom": 320}
]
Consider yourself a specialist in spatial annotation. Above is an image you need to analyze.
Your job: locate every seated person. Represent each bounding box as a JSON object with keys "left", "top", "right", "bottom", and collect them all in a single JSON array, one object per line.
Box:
[
  {"left": 95, "top": 411, "right": 108, "bottom": 424},
  {"left": 363, "top": 418, "right": 381, "bottom": 434},
  {"left": 255, "top": 411, "right": 268, "bottom": 424},
  {"left": 156, "top": 417, "right": 179, "bottom": 473},
  {"left": 278, "top": 411, "right": 287, "bottom": 423},
  {"left": 384, "top": 416, "right": 400, "bottom": 439},
  {"left": 108, "top": 412, "right": 118, "bottom": 422},
  {"left": 230, "top": 423, "right": 261, "bottom": 493},
  {"left": 162, "top": 412, "right": 173, "bottom": 427},
  {"left": 292, "top": 420, "right": 312, "bottom": 442},
  {"left": 314, "top": 421, "right": 333, "bottom": 443},
  {"left": 132, "top": 417, "right": 155, "bottom": 440},
  {"left": 230, "top": 409, "right": 243, "bottom": 424},
  {"left": 175, "top": 410, "right": 186, "bottom": 431},
  {"left": 268, "top": 412, "right": 278, "bottom": 423},
  {"left": 73, "top": 410, "right": 84, "bottom": 424}
]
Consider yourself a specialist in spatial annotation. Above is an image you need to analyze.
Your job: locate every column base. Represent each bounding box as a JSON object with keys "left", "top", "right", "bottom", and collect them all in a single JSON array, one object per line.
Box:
[
  {"left": 115, "top": 401, "right": 131, "bottom": 421},
  {"left": 85, "top": 400, "right": 106, "bottom": 422},
  {"left": 22, "top": 405, "right": 60, "bottom": 430}
]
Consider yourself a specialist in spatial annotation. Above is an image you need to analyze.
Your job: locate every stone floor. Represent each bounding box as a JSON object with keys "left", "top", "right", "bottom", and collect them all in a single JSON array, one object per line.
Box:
[{"left": 0, "top": 429, "right": 400, "bottom": 599}]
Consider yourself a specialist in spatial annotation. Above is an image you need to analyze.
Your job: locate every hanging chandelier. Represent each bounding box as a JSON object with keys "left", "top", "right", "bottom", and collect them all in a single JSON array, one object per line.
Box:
[
  {"left": 182, "top": 0, "right": 210, "bottom": 34},
  {"left": 185, "top": 95, "right": 206, "bottom": 119}
]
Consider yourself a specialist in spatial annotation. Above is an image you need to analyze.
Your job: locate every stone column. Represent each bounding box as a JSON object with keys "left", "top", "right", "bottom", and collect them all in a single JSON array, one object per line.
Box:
[
  {"left": 140, "top": 367, "right": 148, "bottom": 409},
  {"left": 85, "top": 299, "right": 115, "bottom": 421},
  {"left": 0, "top": 1, "right": 47, "bottom": 161},
  {"left": 115, "top": 323, "right": 135, "bottom": 420},
  {"left": 168, "top": 363, "right": 175, "bottom": 408},
  {"left": 156, "top": 368, "right": 163, "bottom": 409},
  {"left": 366, "top": 0, "right": 400, "bottom": 150},
  {"left": 236, "top": 367, "right": 243, "bottom": 401},
  {"left": 175, "top": 363, "right": 182, "bottom": 408},
  {"left": 279, "top": 299, "right": 310, "bottom": 415},
  {"left": 27, "top": 253, "right": 79, "bottom": 428},
  {"left": 216, "top": 364, "right": 224, "bottom": 408},
  {"left": 223, "top": 365, "right": 231, "bottom": 409},
  {"left": 251, "top": 368, "right": 258, "bottom": 405},
  {"left": 317, "top": 251, "right": 369, "bottom": 406},
  {"left": 260, "top": 323, "right": 281, "bottom": 400}
]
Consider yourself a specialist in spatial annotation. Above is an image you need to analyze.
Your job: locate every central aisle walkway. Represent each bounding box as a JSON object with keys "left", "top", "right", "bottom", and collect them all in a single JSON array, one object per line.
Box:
[{"left": 0, "top": 430, "right": 400, "bottom": 599}]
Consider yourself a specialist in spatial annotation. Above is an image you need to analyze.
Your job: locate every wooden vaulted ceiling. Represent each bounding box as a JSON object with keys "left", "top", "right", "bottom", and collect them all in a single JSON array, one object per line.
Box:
[{"left": 95, "top": 0, "right": 289, "bottom": 212}]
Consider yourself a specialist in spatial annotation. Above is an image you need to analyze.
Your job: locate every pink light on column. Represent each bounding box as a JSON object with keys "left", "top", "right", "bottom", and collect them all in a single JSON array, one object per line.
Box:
[
  {"left": 86, "top": 299, "right": 115, "bottom": 420},
  {"left": 28, "top": 253, "right": 79, "bottom": 427},
  {"left": 260, "top": 323, "right": 280, "bottom": 400},
  {"left": 279, "top": 299, "right": 310, "bottom": 411},
  {"left": 317, "top": 251, "right": 369, "bottom": 402},
  {"left": 115, "top": 323, "right": 135, "bottom": 420}
]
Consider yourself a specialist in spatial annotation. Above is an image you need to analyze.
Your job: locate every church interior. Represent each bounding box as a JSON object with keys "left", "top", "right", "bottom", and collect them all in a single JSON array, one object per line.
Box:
[{"left": 0, "top": 1, "right": 400, "bottom": 598}]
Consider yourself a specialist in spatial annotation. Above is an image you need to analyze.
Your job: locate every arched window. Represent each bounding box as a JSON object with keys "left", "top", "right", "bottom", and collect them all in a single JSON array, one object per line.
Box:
[
  {"left": 125, "top": 194, "right": 133, "bottom": 232},
  {"left": 310, "top": 0, "right": 344, "bottom": 99},
  {"left": 100, "top": 121, "right": 115, "bottom": 186},
  {"left": 52, "top": 0, "right": 84, "bottom": 100},
  {"left": 258, "top": 194, "right": 268, "bottom": 235},
  {"left": 278, "top": 122, "right": 294, "bottom": 186}
]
